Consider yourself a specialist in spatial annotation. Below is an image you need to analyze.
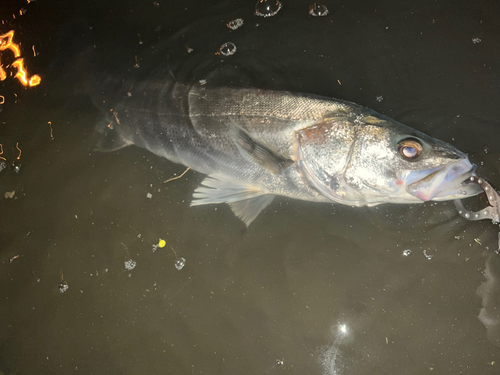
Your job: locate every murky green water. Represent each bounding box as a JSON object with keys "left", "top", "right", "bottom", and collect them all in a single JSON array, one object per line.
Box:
[{"left": 1, "top": 0, "right": 500, "bottom": 374}]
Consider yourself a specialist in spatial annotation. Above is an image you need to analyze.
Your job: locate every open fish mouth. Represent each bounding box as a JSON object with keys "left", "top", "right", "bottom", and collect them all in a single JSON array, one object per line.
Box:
[{"left": 405, "top": 159, "right": 482, "bottom": 201}]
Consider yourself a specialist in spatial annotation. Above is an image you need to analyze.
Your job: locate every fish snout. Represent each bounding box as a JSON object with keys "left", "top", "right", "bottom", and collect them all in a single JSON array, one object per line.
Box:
[{"left": 406, "top": 159, "right": 481, "bottom": 202}]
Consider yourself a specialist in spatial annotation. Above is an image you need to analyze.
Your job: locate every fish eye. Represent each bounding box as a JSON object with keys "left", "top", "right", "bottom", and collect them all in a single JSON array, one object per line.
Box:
[{"left": 397, "top": 138, "right": 423, "bottom": 160}]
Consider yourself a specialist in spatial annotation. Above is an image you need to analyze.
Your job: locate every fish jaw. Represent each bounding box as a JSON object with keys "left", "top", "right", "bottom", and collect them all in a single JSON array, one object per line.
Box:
[{"left": 404, "top": 159, "right": 482, "bottom": 201}]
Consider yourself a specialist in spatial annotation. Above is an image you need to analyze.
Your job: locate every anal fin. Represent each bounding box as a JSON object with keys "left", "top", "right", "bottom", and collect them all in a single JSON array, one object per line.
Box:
[
  {"left": 190, "top": 174, "right": 274, "bottom": 226},
  {"left": 228, "top": 195, "right": 275, "bottom": 226}
]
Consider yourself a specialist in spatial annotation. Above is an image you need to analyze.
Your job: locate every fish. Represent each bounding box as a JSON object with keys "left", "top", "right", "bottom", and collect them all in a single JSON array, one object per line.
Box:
[{"left": 94, "top": 82, "right": 482, "bottom": 226}]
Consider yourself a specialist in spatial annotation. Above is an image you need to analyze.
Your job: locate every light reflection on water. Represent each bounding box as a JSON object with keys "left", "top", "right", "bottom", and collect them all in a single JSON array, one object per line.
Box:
[{"left": 318, "top": 323, "right": 350, "bottom": 375}]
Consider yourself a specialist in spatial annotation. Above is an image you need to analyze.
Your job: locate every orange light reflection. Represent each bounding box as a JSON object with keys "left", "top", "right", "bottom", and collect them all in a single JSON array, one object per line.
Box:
[
  {"left": 0, "top": 31, "right": 21, "bottom": 57},
  {"left": 16, "top": 142, "right": 21, "bottom": 160},
  {"left": 0, "top": 64, "right": 6, "bottom": 81},
  {"left": 0, "top": 30, "right": 41, "bottom": 87},
  {"left": 12, "top": 58, "right": 41, "bottom": 87}
]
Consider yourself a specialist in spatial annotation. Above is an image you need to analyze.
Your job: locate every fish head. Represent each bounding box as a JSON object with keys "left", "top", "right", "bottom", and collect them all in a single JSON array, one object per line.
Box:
[{"left": 293, "top": 113, "right": 482, "bottom": 206}]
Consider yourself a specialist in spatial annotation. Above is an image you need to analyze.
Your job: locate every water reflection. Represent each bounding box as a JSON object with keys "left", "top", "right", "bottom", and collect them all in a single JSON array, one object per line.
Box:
[
  {"left": 318, "top": 323, "right": 350, "bottom": 375},
  {"left": 477, "top": 252, "right": 500, "bottom": 348},
  {"left": 2, "top": 0, "right": 500, "bottom": 374}
]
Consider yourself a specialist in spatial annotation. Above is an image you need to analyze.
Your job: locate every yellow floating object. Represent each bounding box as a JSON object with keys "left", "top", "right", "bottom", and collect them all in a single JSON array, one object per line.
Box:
[{"left": 158, "top": 239, "right": 166, "bottom": 248}]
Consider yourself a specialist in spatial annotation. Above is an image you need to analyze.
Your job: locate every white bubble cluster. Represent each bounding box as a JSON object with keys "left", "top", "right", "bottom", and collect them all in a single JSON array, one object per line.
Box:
[{"left": 125, "top": 259, "right": 137, "bottom": 270}]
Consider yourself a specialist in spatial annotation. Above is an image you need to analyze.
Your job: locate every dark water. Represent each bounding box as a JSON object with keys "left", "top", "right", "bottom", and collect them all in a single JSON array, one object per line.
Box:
[{"left": 1, "top": 0, "right": 500, "bottom": 374}]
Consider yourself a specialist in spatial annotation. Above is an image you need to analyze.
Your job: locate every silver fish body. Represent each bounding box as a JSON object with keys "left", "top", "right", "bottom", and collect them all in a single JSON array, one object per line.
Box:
[{"left": 95, "top": 83, "right": 481, "bottom": 225}]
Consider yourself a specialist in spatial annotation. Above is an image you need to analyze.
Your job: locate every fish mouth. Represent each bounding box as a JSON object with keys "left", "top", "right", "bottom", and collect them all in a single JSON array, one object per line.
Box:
[{"left": 405, "top": 159, "right": 482, "bottom": 201}]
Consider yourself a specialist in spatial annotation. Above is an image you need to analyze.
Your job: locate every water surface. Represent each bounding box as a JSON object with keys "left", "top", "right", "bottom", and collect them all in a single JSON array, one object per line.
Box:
[{"left": 1, "top": 0, "right": 500, "bottom": 374}]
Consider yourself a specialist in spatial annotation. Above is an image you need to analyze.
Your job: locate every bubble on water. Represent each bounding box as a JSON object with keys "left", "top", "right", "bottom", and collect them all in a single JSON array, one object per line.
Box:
[
  {"left": 472, "top": 37, "right": 481, "bottom": 44},
  {"left": 255, "top": 0, "right": 282, "bottom": 17},
  {"left": 402, "top": 249, "right": 412, "bottom": 256},
  {"left": 227, "top": 18, "right": 244, "bottom": 30},
  {"left": 124, "top": 259, "right": 136, "bottom": 270},
  {"left": 174, "top": 257, "right": 186, "bottom": 270},
  {"left": 58, "top": 280, "right": 69, "bottom": 293},
  {"left": 309, "top": 2, "right": 329, "bottom": 17},
  {"left": 275, "top": 359, "right": 284, "bottom": 366},
  {"left": 423, "top": 250, "right": 433, "bottom": 260},
  {"left": 219, "top": 42, "right": 237, "bottom": 56},
  {"left": 484, "top": 146, "right": 489, "bottom": 154},
  {"left": 376, "top": 95, "right": 383, "bottom": 102}
]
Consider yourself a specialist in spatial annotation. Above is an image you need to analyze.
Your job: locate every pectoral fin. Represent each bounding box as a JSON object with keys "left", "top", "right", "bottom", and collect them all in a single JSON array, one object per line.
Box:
[
  {"left": 190, "top": 174, "right": 274, "bottom": 226},
  {"left": 231, "top": 124, "right": 293, "bottom": 174}
]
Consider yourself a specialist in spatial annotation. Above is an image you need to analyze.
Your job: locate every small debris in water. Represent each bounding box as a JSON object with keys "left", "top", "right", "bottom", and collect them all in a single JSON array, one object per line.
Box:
[
  {"left": 227, "top": 18, "right": 244, "bottom": 30},
  {"left": 199, "top": 79, "right": 207, "bottom": 86},
  {"left": 423, "top": 250, "right": 433, "bottom": 260},
  {"left": 472, "top": 37, "right": 481, "bottom": 44},
  {"left": 474, "top": 238, "right": 482, "bottom": 245},
  {"left": 124, "top": 259, "right": 137, "bottom": 270},
  {"left": 185, "top": 45, "right": 193, "bottom": 53},
  {"left": 163, "top": 166, "right": 191, "bottom": 183},
  {"left": 484, "top": 146, "right": 489, "bottom": 154},
  {"left": 376, "top": 95, "right": 384, "bottom": 102},
  {"left": 146, "top": 192, "right": 153, "bottom": 199},
  {"left": 158, "top": 239, "right": 166, "bottom": 248},
  {"left": 9, "top": 254, "right": 20, "bottom": 263},
  {"left": 309, "top": 2, "right": 329, "bottom": 16},
  {"left": 218, "top": 42, "right": 237, "bottom": 56},
  {"left": 275, "top": 359, "right": 284, "bottom": 366},
  {"left": 4, "top": 190, "right": 15, "bottom": 199},
  {"left": 58, "top": 280, "right": 69, "bottom": 293},
  {"left": 255, "top": 0, "right": 282, "bottom": 17},
  {"left": 152, "top": 244, "right": 158, "bottom": 252},
  {"left": 174, "top": 257, "right": 186, "bottom": 270},
  {"left": 402, "top": 249, "right": 412, "bottom": 256}
]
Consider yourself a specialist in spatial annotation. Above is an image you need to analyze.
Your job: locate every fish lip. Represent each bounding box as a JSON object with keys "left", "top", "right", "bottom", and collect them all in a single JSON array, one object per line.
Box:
[{"left": 405, "top": 160, "right": 481, "bottom": 201}]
